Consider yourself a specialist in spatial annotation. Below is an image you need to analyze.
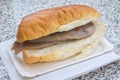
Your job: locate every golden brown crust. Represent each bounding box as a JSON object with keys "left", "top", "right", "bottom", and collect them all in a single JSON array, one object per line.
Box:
[
  {"left": 17, "top": 5, "right": 100, "bottom": 42},
  {"left": 23, "top": 50, "right": 58, "bottom": 64}
]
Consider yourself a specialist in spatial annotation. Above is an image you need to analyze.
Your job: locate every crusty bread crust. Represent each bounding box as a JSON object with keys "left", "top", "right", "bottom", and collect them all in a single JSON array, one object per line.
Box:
[{"left": 17, "top": 5, "right": 100, "bottom": 42}]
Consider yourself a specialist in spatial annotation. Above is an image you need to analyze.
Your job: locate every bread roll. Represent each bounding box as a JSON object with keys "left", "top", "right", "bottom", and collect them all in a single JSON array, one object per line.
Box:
[{"left": 14, "top": 5, "right": 104, "bottom": 64}]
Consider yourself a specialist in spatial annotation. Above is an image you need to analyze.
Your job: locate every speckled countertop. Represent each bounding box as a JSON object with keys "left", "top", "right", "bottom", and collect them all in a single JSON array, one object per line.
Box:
[{"left": 0, "top": 0, "right": 120, "bottom": 80}]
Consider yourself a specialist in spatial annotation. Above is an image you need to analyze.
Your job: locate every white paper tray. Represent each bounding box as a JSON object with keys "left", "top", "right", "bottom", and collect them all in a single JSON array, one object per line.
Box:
[{"left": 0, "top": 38, "right": 120, "bottom": 80}]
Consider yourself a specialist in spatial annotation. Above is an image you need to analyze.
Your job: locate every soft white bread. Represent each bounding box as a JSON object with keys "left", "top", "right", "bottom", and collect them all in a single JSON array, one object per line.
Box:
[
  {"left": 23, "top": 20, "right": 105, "bottom": 64},
  {"left": 16, "top": 5, "right": 100, "bottom": 42}
]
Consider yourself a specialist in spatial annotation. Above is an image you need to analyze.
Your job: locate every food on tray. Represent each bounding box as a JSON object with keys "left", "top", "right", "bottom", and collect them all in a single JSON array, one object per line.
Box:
[{"left": 12, "top": 5, "right": 105, "bottom": 64}]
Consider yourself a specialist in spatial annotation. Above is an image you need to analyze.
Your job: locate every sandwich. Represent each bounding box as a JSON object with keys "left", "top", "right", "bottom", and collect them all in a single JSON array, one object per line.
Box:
[{"left": 12, "top": 5, "right": 105, "bottom": 64}]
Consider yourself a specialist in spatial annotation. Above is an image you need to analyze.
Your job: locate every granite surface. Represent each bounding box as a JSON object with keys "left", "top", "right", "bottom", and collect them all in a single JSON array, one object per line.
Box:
[{"left": 0, "top": 0, "right": 120, "bottom": 80}]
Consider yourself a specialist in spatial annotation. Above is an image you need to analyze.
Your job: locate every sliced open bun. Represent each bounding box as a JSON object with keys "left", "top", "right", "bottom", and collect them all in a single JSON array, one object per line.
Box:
[{"left": 22, "top": 20, "right": 105, "bottom": 64}]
